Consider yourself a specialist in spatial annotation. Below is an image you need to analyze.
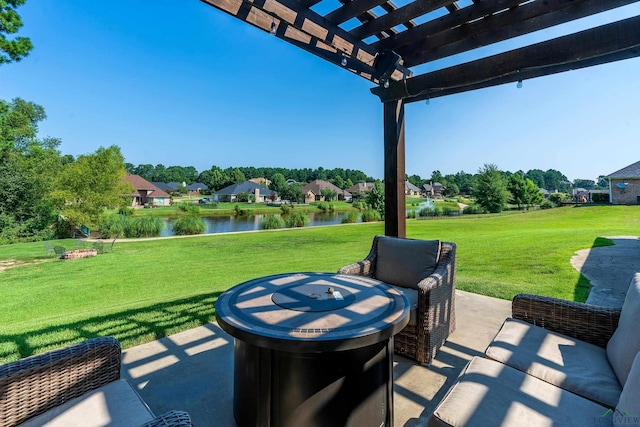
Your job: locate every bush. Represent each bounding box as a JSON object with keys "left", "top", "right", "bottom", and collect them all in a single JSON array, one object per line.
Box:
[
  {"left": 351, "top": 201, "right": 365, "bottom": 210},
  {"left": 548, "top": 193, "right": 569, "bottom": 207},
  {"left": 540, "top": 200, "right": 555, "bottom": 209},
  {"left": 98, "top": 213, "right": 128, "bottom": 238},
  {"left": 172, "top": 216, "right": 205, "bottom": 235},
  {"left": 341, "top": 211, "right": 359, "bottom": 223},
  {"left": 591, "top": 193, "right": 609, "bottom": 204},
  {"left": 316, "top": 202, "right": 334, "bottom": 213},
  {"left": 406, "top": 210, "right": 416, "bottom": 219},
  {"left": 261, "top": 215, "right": 285, "bottom": 229},
  {"left": 126, "top": 215, "right": 164, "bottom": 238},
  {"left": 280, "top": 204, "right": 291, "bottom": 214},
  {"left": 234, "top": 205, "right": 246, "bottom": 216},
  {"left": 418, "top": 207, "right": 434, "bottom": 217},
  {"left": 463, "top": 205, "right": 486, "bottom": 215},
  {"left": 118, "top": 207, "right": 135, "bottom": 216},
  {"left": 285, "top": 212, "right": 310, "bottom": 228},
  {"left": 178, "top": 203, "right": 200, "bottom": 214},
  {"left": 361, "top": 209, "right": 382, "bottom": 222}
]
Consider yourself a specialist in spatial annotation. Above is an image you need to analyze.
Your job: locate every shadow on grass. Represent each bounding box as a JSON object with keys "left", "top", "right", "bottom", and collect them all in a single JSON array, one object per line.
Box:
[
  {"left": 0, "top": 291, "right": 222, "bottom": 364},
  {"left": 572, "top": 237, "right": 613, "bottom": 302}
]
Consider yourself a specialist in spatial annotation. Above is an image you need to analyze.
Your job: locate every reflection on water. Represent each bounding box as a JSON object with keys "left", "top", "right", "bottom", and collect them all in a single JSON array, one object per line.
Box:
[{"left": 161, "top": 212, "right": 354, "bottom": 237}]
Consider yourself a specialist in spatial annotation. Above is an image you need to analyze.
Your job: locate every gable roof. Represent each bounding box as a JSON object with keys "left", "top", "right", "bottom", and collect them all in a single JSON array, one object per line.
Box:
[
  {"left": 607, "top": 160, "right": 640, "bottom": 179},
  {"left": 187, "top": 182, "right": 209, "bottom": 191},
  {"left": 152, "top": 182, "right": 172, "bottom": 192},
  {"left": 346, "top": 182, "right": 374, "bottom": 193},
  {"left": 216, "top": 181, "right": 277, "bottom": 197},
  {"left": 405, "top": 181, "right": 421, "bottom": 192},
  {"left": 124, "top": 174, "right": 171, "bottom": 198},
  {"left": 302, "top": 180, "right": 351, "bottom": 197}
]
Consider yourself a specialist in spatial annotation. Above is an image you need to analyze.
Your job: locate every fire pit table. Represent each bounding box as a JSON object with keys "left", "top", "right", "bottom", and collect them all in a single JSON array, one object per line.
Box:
[{"left": 215, "top": 272, "right": 409, "bottom": 427}]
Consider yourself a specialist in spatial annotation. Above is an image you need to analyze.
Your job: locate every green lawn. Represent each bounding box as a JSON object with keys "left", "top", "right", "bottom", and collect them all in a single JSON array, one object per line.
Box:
[{"left": 0, "top": 205, "right": 638, "bottom": 363}]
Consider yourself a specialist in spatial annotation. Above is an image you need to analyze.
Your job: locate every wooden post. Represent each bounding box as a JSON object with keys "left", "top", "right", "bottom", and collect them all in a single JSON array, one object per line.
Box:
[{"left": 383, "top": 99, "right": 406, "bottom": 238}]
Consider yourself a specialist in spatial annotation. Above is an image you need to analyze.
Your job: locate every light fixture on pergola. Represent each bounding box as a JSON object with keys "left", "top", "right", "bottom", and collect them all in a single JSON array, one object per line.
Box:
[{"left": 200, "top": 0, "right": 640, "bottom": 237}]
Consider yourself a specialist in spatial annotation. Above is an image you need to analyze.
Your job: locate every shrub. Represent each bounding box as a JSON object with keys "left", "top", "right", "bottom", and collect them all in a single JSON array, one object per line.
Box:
[
  {"left": 341, "top": 211, "right": 359, "bottom": 223},
  {"left": 441, "top": 207, "right": 452, "bottom": 216},
  {"left": 261, "top": 215, "right": 285, "bottom": 229},
  {"left": 118, "top": 207, "right": 135, "bottom": 216},
  {"left": 178, "top": 203, "right": 200, "bottom": 214},
  {"left": 98, "top": 213, "right": 128, "bottom": 238},
  {"left": 172, "top": 216, "right": 205, "bottom": 235},
  {"left": 591, "top": 193, "right": 609, "bottom": 204},
  {"left": 234, "top": 205, "right": 246, "bottom": 216},
  {"left": 418, "top": 207, "right": 434, "bottom": 217},
  {"left": 280, "top": 204, "right": 291, "bottom": 214},
  {"left": 361, "top": 209, "right": 382, "bottom": 222},
  {"left": 463, "top": 205, "right": 486, "bottom": 215},
  {"left": 126, "top": 215, "right": 164, "bottom": 238},
  {"left": 316, "top": 202, "right": 335, "bottom": 213},
  {"left": 285, "top": 212, "right": 310, "bottom": 228},
  {"left": 406, "top": 210, "right": 416, "bottom": 219},
  {"left": 351, "top": 201, "right": 365, "bottom": 210},
  {"left": 548, "top": 193, "right": 569, "bottom": 207},
  {"left": 540, "top": 200, "right": 555, "bottom": 209}
]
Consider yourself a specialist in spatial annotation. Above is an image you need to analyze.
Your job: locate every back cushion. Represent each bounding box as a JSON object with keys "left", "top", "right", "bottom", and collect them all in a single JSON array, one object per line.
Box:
[
  {"left": 616, "top": 351, "right": 640, "bottom": 421},
  {"left": 607, "top": 273, "right": 640, "bottom": 386},
  {"left": 375, "top": 236, "right": 440, "bottom": 289}
]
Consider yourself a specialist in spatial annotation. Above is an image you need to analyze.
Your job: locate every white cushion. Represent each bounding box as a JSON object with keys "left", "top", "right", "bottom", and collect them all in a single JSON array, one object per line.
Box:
[
  {"left": 486, "top": 318, "right": 622, "bottom": 408},
  {"left": 616, "top": 352, "right": 640, "bottom": 422},
  {"left": 607, "top": 273, "right": 640, "bottom": 386},
  {"left": 376, "top": 236, "right": 440, "bottom": 290},
  {"left": 429, "top": 357, "right": 611, "bottom": 427},
  {"left": 19, "top": 379, "right": 155, "bottom": 427}
]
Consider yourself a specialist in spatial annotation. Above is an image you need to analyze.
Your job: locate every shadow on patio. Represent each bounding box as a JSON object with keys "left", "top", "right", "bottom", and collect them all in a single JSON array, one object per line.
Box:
[{"left": 120, "top": 290, "right": 511, "bottom": 426}]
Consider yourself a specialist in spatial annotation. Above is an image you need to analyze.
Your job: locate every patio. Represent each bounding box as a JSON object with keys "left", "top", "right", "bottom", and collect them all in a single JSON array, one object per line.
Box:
[{"left": 120, "top": 290, "right": 511, "bottom": 426}]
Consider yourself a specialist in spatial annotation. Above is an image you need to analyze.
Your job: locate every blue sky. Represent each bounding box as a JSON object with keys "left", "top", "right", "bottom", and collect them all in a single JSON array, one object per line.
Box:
[{"left": 2, "top": 1, "right": 639, "bottom": 182}]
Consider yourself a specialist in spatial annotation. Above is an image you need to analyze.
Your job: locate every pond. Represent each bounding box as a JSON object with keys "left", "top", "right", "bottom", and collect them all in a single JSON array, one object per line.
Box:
[{"left": 160, "top": 212, "right": 356, "bottom": 237}]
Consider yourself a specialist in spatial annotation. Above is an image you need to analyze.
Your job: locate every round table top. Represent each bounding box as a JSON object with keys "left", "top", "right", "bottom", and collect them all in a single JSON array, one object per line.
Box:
[{"left": 216, "top": 272, "right": 409, "bottom": 352}]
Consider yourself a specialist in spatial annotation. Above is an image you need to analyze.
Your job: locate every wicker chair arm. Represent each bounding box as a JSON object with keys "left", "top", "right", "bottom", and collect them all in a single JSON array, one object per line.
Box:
[
  {"left": 512, "top": 294, "right": 621, "bottom": 348},
  {"left": 337, "top": 235, "right": 379, "bottom": 277},
  {"left": 141, "top": 410, "right": 194, "bottom": 427},
  {"left": 0, "top": 336, "right": 122, "bottom": 427},
  {"left": 415, "top": 242, "right": 456, "bottom": 294}
]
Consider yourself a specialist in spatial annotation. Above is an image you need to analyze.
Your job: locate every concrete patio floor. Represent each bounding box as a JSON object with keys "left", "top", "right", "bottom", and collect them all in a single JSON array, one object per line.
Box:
[{"left": 121, "top": 290, "right": 511, "bottom": 426}]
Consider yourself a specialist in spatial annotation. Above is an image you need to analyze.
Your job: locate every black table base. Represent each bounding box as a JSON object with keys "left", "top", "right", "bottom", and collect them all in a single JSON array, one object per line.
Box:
[{"left": 233, "top": 338, "right": 394, "bottom": 427}]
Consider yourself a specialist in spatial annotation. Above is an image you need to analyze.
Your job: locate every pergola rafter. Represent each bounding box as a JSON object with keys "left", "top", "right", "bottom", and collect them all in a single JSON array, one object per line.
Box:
[{"left": 199, "top": 0, "right": 640, "bottom": 237}]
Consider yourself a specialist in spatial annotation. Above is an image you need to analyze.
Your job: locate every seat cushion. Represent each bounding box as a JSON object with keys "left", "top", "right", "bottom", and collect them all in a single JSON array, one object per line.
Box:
[
  {"left": 393, "top": 286, "right": 418, "bottom": 325},
  {"left": 485, "top": 318, "right": 622, "bottom": 408},
  {"left": 607, "top": 273, "right": 640, "bottom": 386},
  {"left": 19, "top": 379, "right": 155, "bottom": 427},
  {"left": 376, "top": 236, "right": 440, "bottom": 290},
  {"left": 616, "top": 351, "right": 640, "bottom": 421},
  {"left": 428, "top": 357, "right": 612, "bottom": 427}
]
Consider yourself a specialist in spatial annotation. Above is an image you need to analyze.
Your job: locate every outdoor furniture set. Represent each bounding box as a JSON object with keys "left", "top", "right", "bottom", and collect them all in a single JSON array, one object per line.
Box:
[
  {"left": 0, "top": 337, "right": 192, "bottom": 427},
  {"left": 429, "top": 272, "right": 640, "bottom": 426}
]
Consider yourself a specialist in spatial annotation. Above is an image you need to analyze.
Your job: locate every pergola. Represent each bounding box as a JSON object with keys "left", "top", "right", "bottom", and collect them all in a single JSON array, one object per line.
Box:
[{"left": 200, "top": 0, "right": 640, "bottom": 237}]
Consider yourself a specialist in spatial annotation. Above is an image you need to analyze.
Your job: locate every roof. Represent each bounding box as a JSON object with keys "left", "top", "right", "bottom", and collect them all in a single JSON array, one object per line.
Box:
[
  {"left": 124, "top": 174, "right": 171, "bottom": 198},
  {"left": 187, "top": 182, "right": 209, "bottom": 190},
  {"left": 152, "top": 182, "right": 172, "bottom": 192},
  {"left": 607, "top": 160, "right": 640, "bottom": 179},
  {"left": 346, "top": 182, "right": 374, "bottom": 193},
  {"left": 405, "top": 181, "right": 421, "bottom": 192},
  {"left": 302, "top": 180, "right": 351, "bottom": 197},
  {"left": 216, "top": 181, "right": 277, "bottom": 197},
  {"left": 200, "top": 0, "right": 640, "bottom": 103}
]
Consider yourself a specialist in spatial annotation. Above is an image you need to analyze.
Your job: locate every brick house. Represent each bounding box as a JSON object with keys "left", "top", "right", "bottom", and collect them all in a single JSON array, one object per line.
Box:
[
  {"left": 606, "top": 160, "right": 640, "bottom": 205},
  {"left": 124, "top": 174, "right": 172, "bottom": 207}
]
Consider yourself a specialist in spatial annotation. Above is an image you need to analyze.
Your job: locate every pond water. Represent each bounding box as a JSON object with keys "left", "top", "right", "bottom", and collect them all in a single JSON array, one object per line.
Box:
[{"left": 160, "top": 212, "right": 355, "bottom": 237}]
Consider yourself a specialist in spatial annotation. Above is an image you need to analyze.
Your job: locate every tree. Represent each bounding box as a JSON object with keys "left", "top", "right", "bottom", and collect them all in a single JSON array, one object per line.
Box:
[
  {"left": 475, "top": 164, "right": 510, "bottom": 213},
  {"left": 525, "top": 169, "right": 546, "bottom": 189},
  {"left": 270, "top": 173, "right": 287, "bottom": 194},
  {"left": 0, "top": 98, "right": 61, "bottom": 242},
  {"left": 51, "top": 145, "right": 133, "bottom": 227},
  {"left": 543, "top": 169, "right": 569, "bottom": 192},
  {"left": 573, "top": 179, "right": 595, "bottom": 190},
  {"left": 231, "top": 168, "right": 246, "bottom": 184},
  {"left": 280, "top": 183, "right": 304, "bottom": 203},
  {"left": 320, "top": 188, "right": 337, "bottom": 201},
  {"left": 431, "top": 170, "right": 443, "bottom": 183},
  {"left": 508, "top": 173, "right": 543, "bottom": 209},
  {"left": 366, "top": 180, "right": 385, "bottom": 218},
  {"left": 596, "top": 175, "right": 609, "bottom": 189},
  {"left": 333, "top": 175, "right": 345, "bottom": 189},
  {"left": 0, "top": 0, "right": 33, "bottom": 65}
]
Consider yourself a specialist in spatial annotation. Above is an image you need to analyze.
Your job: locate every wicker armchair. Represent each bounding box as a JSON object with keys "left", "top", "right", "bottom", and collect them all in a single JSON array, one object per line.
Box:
[
  {"left": 0, "top": 337, "right": 192, "bottom": 427},
  {"left": 338, "top": 236, "right": 457, "bottom": 364},
  {"left": 511, "top": 293, "right": 622, "bottom": 348}
]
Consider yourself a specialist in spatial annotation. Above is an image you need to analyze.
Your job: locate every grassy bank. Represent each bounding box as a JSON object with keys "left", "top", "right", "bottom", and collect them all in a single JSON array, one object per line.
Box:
[{"left": 0, "top": 205, "right": 637, "bottom": 362}]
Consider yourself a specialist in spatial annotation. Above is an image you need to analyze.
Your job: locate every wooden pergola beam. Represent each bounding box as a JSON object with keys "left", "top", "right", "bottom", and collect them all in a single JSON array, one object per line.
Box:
[
  {"left": 372, "top": 15, "right": 640, "bottom": 103},
  {"left": 383, "top": 99, "right": 406, "bottom": 238}
]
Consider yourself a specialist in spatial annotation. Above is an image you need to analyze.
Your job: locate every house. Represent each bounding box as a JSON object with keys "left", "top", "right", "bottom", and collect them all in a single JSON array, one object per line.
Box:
[
  {"left": 405, "top": 181, "right": 421, "bottom": 196},
  {"left": 301, "top": 180, "right": 352, "bottom": 203},
  {"left": 124, "top": 174, "right": 172, "bottom": 207},
  {"left": 214, "top": 181, "right": 277, "bottom": 203},
  {"left": 346, "top": 182, "right": 374, "bottom": 200},
  {"left": 249, "top": 177, "right": 271, "bottom": 188},
  {"left": 607, "top": 160, "right": 640, "bottom": 205},
  {"left": 423, "top": 182, "right": 446, "bottom": 197},
  {"left": 187, "top": 182, "right": 208, "bottom": 196},
  {"left": 152, "top": 182, "right": 173, "bottom": 193}
]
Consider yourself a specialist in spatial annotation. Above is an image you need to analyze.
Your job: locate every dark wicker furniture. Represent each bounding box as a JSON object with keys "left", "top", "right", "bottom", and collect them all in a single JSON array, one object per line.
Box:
[
  {"left": 512, "top": 293, "right": 622, "bottom": 348},
  {"left": 338, "top": 236, "right": 457, "bottom": 364},
  {"left": 0, "top": 337, "right": 192, "bottom": 427}
]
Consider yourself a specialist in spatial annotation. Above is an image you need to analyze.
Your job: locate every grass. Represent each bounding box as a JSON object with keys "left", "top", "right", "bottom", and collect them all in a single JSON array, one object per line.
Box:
[{"left": 0, "top": 205, "right": 638, "bottom": 363}]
